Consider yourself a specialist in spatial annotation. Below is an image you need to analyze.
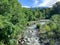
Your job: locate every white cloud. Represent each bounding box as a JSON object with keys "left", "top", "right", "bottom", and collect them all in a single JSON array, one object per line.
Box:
[
  {"left": 22, "top": 6, "right": 30, "bottom": 8},
  {"left": 32, "top": 0, "right": 39, "bottom": 7},
  {"left": 21, "top": 0, "right": 60, "bottom": 8},
  {"left": 32, "top": 0, "right": 60, "bottom": 7},
  {"left": 21, "top": 0, "right": 39, "bottom": 8},
  {"left": 34, "top": 0, "right": 39, "bottom": 5},
  {"left": 38, "top": 0, "right": 60, "bottom": 7},
  {"left": 58, "top": 0, "right": 60, "bottom": 1}
]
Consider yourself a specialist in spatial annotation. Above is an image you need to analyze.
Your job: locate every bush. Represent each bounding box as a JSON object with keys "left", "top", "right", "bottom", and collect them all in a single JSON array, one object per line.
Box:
[
  {"left": 8, "top": 39, "right": 17, "bottom": 45},
  {"left": 44, "top": 25, "right": 51, "bottom": 32},
  {"left": 0, "top": 42, "right": 5, "bottom": 45},
  {"left": 36, "top": 24, "right": 41, "bottom": 29},
  {"left": 49, "top": 39, "right": 55, "bottom": 45},
  {"left": 0, "top": 21, "right": 20, "bottom": 45}
]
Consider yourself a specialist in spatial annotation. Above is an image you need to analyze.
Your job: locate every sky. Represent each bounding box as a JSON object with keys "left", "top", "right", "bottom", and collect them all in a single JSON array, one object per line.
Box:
[{"left": 18, "top": 0, "right": 60, "bottom": 8}]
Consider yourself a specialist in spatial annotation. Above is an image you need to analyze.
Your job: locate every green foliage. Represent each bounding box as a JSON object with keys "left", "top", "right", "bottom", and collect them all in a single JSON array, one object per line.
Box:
[
  {"left": 8, "top": 39, "right": 17, "bottom": 45},
  {"left": 36, "top": 24, "right": 41, "bottom": 29},
  {"left": 0, "top": 42, "right": 5, "bottom": 45},
  {"left": 49, "top": 39, "right": 55, "bottom": 45},
  {"left": 0, "top": 0, "right": 27, "bottom": 45},
  {"left": 0, "top": 21, "right": 19, "bottom": 44},
  {"left": 43, "top": 24, "right": 51, "bottom": 31},
  {"left": 47, "top": 21, "right": 57, "bottom": 31},
  {"left": 53, "top": 2, "right": 60, "bottom": 14},
  {"left": 0, "top": 0, "right": 60, "bottom": 45},
  {"left": 51, "top": 14, "right": 60, "bottom": 38}
]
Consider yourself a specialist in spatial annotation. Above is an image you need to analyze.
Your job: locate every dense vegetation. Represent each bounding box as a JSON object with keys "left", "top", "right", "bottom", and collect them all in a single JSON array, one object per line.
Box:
[
  {"left": 36, "top": 2, "right": 60, "bottom": 45},
  {"left": 0, "top": 0, "right": 27, "bottom": 45},
  {"left": 0, "top": 0, "right": 60, "bottom": 45}
]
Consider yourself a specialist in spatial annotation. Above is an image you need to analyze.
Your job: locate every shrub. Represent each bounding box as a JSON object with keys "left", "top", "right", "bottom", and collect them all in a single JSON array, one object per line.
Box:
[{"left": 36, "top": 24, "right": 41, "bottom": 29}]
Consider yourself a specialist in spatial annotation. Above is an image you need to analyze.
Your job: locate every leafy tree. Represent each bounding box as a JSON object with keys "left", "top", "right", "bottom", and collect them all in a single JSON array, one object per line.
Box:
[
  {"left": 51, "top": 14, "right": 60, "bottom": 38},
  {"left": 53, "top": 2, "right": 60, "bottom": 14},
  {"left": 0, "top": 0, "right": 27, "bottom": 45}
]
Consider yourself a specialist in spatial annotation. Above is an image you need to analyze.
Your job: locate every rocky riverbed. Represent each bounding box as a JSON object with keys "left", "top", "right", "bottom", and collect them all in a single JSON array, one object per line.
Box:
[{"left": 18, "top": 20, "right": 60, "bottom": 45}]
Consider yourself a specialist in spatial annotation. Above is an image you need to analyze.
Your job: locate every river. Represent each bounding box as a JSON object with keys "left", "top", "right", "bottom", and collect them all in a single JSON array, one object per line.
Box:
[{"left": 18, "top": 20, "right": 60, "bottom": 45}]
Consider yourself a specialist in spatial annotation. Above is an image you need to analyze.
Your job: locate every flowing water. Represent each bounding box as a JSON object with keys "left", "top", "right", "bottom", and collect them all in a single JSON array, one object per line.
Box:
[
  {"left": 18, "top": 20, "right": 49, "bottom": 45},
  {"left": 18, "top": 20, "right": 60, "bottom": 45},
  {"left": 23, "top": 24, "right": 40, "bottom": 45}
]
